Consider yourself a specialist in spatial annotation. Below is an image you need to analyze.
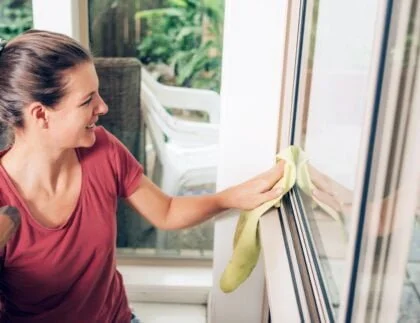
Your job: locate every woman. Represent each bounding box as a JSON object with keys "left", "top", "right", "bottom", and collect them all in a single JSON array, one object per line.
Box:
[{"left": 0, "top": 30, "right": 284, "bottom": 322}]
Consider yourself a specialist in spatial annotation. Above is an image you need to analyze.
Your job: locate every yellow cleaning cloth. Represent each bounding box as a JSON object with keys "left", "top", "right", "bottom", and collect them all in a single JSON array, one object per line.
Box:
[{"left": 219, "top": 146, "right": 343, "bottom": 293}]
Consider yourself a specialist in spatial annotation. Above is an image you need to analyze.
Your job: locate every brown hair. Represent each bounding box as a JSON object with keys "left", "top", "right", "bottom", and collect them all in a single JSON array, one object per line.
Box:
[{"left": 0, "top": 29, "right": 92, "bottom": 143}]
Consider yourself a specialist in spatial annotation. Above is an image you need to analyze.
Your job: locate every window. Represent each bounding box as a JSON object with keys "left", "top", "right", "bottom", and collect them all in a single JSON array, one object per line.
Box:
[
  {"left": 88, "top": 0, "right": 225, "bottom": 258},
  {"left": 262, "top": 0, "right": 420, "bottom": 322},
  {"left": 289, "top": 0, "right": 382, "bottom": 318}
]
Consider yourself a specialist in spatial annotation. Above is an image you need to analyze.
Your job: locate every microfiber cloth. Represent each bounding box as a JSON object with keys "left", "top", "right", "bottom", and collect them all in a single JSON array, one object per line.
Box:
[{"left": 219, "top": 146, "right": 343, "bottom": 293}]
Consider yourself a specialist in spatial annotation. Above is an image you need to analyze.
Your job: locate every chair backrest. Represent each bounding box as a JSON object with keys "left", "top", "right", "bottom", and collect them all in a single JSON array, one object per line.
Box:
[
  {"left": 93, "top": 57, "right": 155, "bottom": 248},
  {"left": 94, "top": 57, "right": 146, "bottom": 166},
  {"left": 0, "top": 131, "right": 8, "bottom": 150}
]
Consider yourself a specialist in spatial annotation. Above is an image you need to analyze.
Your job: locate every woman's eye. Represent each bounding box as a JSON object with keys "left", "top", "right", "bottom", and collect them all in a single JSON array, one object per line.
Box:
[{"left": 82, "top": 97, "right": 93, "bottom": 106}]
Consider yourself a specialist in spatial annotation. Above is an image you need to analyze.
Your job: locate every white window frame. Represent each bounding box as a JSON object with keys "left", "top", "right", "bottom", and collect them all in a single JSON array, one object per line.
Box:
[
  {"left": 32, "top": 0, "right": 89, "bottom": 48},
  {"left": 209, "top": 0, "right": 289, "bottom": 322}
]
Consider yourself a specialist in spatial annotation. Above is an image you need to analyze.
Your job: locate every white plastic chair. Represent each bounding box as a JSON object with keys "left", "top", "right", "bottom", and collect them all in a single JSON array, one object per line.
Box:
[{"left": 140, "top": 67, "right": 220, "bottom": 196}]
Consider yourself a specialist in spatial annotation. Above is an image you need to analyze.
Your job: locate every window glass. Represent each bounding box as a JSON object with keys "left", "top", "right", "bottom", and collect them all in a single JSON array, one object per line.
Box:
[
  {"left": 292, "top": 0, "right": 381, "bottom": 316},
  {"left": 352, "top": 1, "right": 420, "bottom": 320}
]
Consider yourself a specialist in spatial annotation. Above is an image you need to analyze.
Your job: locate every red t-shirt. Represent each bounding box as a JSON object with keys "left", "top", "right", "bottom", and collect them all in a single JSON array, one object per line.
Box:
[{"left": 0, "top": 127, "right": 143, "bottom": 322}]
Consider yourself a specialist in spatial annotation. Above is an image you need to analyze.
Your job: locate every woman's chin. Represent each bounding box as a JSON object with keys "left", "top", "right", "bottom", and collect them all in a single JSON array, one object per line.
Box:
[{"left": 78, "top": 130, "right": 97, "bottom": 148}]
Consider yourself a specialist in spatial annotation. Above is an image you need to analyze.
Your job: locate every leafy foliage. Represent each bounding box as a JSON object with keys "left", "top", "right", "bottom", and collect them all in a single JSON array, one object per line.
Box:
[
  {"left": 136, "top": 0, "right": 224, "bottom": 91},
  {"left": 0, "top": 0, "right": 33, "bottom": 41}
]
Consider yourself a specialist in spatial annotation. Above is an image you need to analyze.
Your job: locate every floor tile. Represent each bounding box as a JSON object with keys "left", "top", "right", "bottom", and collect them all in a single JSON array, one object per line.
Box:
[
  {"left": 407, "top": 263, "right": 420, "bottom": 296},
  {"left": 408, "top": 224, "right": 420, "bottom": 262},
  {"left": 398, "top": 285, "right": 420, "bottom": 323}
]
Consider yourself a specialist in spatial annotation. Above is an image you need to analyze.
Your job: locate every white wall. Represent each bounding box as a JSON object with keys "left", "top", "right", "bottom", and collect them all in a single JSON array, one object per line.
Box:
[{"left": 210, "top": 1, "right": 288, "bottom": 322}]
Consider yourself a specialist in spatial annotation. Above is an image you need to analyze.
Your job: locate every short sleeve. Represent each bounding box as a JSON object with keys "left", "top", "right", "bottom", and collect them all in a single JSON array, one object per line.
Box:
[{"left": 105, "top": 130, "right": 144, "bottom": 198}]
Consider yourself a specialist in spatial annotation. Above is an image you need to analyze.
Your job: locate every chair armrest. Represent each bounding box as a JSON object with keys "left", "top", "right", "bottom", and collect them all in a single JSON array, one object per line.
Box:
[
  {"left": 143, "top": 100, "right": 219, "bottom": 146},
  {"left": 141, "top": 68, "right": 220, "bottom": 123}
]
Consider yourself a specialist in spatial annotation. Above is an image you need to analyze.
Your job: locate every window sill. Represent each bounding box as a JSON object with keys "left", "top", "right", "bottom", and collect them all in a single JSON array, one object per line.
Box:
[
  {"left": 130, "top": 302, "right": 207, "bottom": 323},
  {"left": 117, "top": 264, "right": 212, "bottom": 305}
]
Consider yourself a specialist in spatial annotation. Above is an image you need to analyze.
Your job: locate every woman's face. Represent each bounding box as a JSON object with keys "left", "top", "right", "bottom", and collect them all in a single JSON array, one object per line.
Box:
[{"left": 45, "top": 61, "right": 108, "bottom": 149}]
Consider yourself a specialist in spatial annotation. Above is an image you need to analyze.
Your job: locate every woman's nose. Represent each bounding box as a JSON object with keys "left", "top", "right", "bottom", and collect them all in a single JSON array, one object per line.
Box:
[{"left": 95, "top": 95, "right": 109, "bottom": 116}]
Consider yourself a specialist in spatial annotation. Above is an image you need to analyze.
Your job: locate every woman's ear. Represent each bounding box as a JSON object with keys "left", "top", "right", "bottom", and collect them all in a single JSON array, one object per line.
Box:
[{"left": 27, "top": 102, "right": 48, "bottom": 129}]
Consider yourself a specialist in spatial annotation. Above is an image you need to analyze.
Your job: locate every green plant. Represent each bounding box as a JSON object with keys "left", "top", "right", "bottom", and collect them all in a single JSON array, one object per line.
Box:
[
  {"left": 136, "top": 0, "right": 224, "bottom": 91},
  {"left": 0, "top": 0, "right": 33, "bottom": 41}
]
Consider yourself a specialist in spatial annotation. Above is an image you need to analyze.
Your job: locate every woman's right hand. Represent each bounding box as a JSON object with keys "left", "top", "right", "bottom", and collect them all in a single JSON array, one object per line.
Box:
[{"left": 0, "top": 206, "right": 21, "bottom": 249}]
